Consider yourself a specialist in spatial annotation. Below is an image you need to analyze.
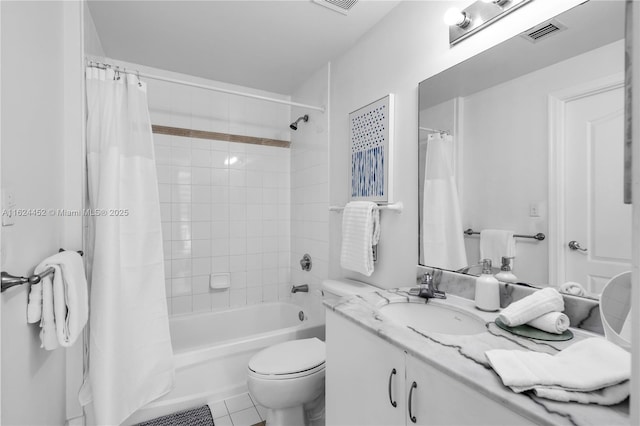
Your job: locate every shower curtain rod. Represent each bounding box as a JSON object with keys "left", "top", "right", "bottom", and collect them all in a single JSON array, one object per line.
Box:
[
  {"left": 419, "top": 126, "right": 451, "bottom": 135},
  {"left": 86, "top": 60, "right": 326, "bottom": 113}
]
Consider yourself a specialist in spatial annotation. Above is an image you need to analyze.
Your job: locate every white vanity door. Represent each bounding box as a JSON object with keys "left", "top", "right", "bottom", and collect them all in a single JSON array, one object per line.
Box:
[
  {"left": 405, "top": 354, "right": 536, "bottom": 426},
  {"left": 326, "top": 310, "right": 406, "bottom": 426}
]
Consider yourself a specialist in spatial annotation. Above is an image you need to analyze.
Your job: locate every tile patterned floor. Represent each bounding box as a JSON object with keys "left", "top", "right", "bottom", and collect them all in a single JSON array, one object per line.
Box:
[{"left": 209, "top": 392, "right": 267, "bottom": 426}]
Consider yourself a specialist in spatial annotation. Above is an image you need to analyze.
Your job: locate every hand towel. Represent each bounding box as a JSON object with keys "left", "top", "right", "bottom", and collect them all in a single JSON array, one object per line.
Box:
[
  {"left": 559, "top": 281, "right": 586, "bottom": 297},
  {"left": 38, "top": 271, "right": 59, "bottom": 350},
  {"left": 531, "top": 380, "right": 630, "bottom": 406},
  {"left": 480, "top": 229, "right": 515, "bottom": 267},
  {"left": 498, "top": 287, "right": 564, "bottom": 327},
  {"left": 340, "top": 201, "right": 380, "bottom": 276},
  {"left": 31, "top": 251, "right": 88, "bottom": 349},
  {"left": 526, "top": 311, "right": 570, "bottom": 334},
  {"left": 27, "top": 282, "right": 43, "bottom": 323},
  {"left": 485, "top": 338, "right": 631, "bottom": 405}
]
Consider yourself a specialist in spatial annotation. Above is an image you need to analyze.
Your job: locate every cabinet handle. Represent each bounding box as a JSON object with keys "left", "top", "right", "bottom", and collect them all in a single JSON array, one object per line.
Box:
[
  {"left": 408, "top": 381, "right": 417, "bottom": 423},
  {"left": 388, "top": 368, "right": 397, "bottom": 407}
]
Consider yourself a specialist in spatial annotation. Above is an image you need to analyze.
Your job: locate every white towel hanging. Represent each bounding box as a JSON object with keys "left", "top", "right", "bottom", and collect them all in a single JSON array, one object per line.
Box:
[{"left": 340, "top": 201, "right": 380, "bottom": 276}]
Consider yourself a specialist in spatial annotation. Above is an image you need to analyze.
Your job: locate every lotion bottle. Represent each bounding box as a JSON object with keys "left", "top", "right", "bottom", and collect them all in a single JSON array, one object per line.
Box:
[{"left": 475, "top": 258, "right": 500, "bottom": 312}]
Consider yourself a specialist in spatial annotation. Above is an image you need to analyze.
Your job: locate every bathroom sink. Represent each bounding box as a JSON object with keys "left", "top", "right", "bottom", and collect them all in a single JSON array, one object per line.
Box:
[{"left": 378, "top": 302, "right": 486, "bottom": 335}]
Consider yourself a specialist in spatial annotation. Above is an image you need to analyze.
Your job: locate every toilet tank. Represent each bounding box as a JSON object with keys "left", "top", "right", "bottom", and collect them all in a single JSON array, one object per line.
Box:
[{"left": 321, "top": 279, "right": 378, "bottom": 302}]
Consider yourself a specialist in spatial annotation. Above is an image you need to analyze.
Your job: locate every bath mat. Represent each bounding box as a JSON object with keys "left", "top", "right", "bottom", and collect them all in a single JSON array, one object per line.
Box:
[{"left": 135, "top": 405, "right": 214, "bottom": 426}]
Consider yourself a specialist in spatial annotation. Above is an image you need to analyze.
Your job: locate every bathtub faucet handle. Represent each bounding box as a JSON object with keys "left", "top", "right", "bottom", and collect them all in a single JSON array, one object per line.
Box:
[{"left": 291, "top": 284, "right": 309, "bottom": 293}]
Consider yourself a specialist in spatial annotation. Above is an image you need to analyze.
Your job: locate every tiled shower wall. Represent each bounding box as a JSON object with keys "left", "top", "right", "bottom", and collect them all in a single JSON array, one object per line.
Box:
[
  {"left": 138, "top": 63, "right": 293, "bottom": 315},
  {"left": 290, "top": 65, "right": 330, "bottom": 304}
]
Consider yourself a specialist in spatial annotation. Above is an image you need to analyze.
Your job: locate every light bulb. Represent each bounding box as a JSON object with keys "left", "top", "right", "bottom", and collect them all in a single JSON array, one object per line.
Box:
[{"left": 443, "top": 8, "right": 471, "bottom": 28}]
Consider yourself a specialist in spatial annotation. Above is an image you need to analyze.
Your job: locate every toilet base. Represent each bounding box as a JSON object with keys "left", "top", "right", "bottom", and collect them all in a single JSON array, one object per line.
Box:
[{"left": 266, "top": 405, "right": 305, "bottom": 426}]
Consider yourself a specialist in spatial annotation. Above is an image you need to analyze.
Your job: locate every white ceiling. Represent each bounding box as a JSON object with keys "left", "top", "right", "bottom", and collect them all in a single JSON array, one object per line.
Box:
[{"left": 87, "top": 0, "right": 401, "bottom": 95}]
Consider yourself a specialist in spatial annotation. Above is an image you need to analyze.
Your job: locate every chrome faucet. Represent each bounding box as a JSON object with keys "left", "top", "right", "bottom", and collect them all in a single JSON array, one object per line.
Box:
[
  {"left": 417, "top": 272, "right": 446, "bottom": 300},
  {"left": 291, "top": 284, "right": 309, "bottom": 293}
]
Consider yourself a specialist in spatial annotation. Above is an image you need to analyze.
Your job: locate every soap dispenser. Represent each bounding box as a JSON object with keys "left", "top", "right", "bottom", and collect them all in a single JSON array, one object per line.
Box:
[
  {"left": 475, "top": 258, "right": 500, "bottom": 312},
  {"left": 495, "top": 256, "right": 518, "bottom": 283}
]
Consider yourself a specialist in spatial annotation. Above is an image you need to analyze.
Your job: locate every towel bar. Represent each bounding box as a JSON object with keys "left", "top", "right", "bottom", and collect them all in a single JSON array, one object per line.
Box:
[
  {"left": 329, "top": 202, "right": 403, "bottom": 214},
  {"left": 463, "top": 228, "right": 545, "bottom": 241},
  {"left": 1, "top": 249, "right": 84, "bottom": 292}
]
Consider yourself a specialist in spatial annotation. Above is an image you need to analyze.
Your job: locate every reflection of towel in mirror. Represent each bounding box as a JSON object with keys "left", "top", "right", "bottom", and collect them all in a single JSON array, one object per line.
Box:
[
  {"left": 480, "top": 229, "right": 515, "bottom": 268},
  {"left": 422, "top": 134, "right": 467, "bottom": 270},
  {"left": 559, "top": 281, "right": 586, "bottom": 297},
  {"left": 340, "top": 201, "right": 380, "bottom": 276},
  {"left": 485, "top": 338, "right": 630, "bottom": 405}
]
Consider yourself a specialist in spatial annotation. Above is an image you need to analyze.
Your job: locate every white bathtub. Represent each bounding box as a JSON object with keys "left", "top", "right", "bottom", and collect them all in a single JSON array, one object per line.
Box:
[{"left": 125, "top": 301, "right": 325, "bottom": 425}]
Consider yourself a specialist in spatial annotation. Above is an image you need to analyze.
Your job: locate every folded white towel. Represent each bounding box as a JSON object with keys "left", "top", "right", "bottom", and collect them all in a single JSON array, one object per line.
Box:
[
  {"left": 486, "top": 338, "right": 630, "bottom": 399},
  {"left": 39, "top": 272, "right": 59, "bottom": 350},
  {"left": 27, "top": 282, "right": 43, "bottom": 323},
  {"left": 480, "top": 229, "right": 515, "bottom": 268},
  {"left": 27, "top": 251, "right": 88, "bottom": 349},
  {"left": 498, "top": 287, "right": 564, "bottom": 327},
  {"left": 531, "top": 380, "right": 630, "bottom": 406},
  {"left": 526, "top": 311, "right": 570, "bottom": 334},
  {"left": 559, "top": 281, "right": 586, "bottom": 297},
  {"left": 340, "top": 201, "right": 380, "bottom": 276}
]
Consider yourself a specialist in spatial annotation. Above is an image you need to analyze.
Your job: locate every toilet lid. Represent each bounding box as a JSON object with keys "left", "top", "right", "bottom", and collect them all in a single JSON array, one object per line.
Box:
[{"left": 249, "top": 338, "right": 326, "bottom": 376}]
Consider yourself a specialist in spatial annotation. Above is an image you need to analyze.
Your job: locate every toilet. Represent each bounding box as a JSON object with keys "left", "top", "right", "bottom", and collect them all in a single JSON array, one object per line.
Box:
[{"left": 247, "top": 278, "right": 378, "bottom": 426}]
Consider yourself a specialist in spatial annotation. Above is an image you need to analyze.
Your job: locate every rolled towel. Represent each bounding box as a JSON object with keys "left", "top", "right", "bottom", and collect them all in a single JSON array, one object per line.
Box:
[
  {"left": 498, "top": 287, "right": 564, "bottom": 327},
  {"left": 526, "top": 312, "right": 570, "bottom": 334},
  {"left": 559, "top": 281, "right": 586, "bottom": 297}
]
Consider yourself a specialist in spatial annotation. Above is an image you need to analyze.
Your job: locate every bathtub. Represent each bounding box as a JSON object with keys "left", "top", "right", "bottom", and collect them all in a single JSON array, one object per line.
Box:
[{"left": 124, "top": 301, "right": 325, "bottom": 425}]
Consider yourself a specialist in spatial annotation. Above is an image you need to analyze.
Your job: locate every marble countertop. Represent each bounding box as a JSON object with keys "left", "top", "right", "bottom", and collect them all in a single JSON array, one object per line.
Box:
[{"left": 324, "top": 289, "right": 629, "bottom": 426}]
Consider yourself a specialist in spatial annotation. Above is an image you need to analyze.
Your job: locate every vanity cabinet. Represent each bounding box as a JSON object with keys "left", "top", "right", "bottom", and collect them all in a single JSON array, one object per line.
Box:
[
  {"left": 326, "top": 310, "right": 536, "bottom": 426},
  {"left": 326, "top": 310, "right": 406, "bottom": 425}
]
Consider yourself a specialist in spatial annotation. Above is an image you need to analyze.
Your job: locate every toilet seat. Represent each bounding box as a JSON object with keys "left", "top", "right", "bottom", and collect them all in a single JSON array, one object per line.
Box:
[{"left": 248, "top": 338, "right": 326, "bottom": 380}]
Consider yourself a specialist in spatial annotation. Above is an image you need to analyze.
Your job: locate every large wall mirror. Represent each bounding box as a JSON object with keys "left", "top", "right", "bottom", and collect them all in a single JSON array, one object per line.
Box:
[{"left": 418, "top": 1, "right": 626, "bottom": 300}]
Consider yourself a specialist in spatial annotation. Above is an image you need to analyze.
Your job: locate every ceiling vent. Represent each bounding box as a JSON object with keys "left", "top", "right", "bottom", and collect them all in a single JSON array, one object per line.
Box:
[
  {"left": 312, "top": 0, "right": 358, "bottom": 15},
  {"left": 521, "top": 19, "right": 567, "bottom": 43}
]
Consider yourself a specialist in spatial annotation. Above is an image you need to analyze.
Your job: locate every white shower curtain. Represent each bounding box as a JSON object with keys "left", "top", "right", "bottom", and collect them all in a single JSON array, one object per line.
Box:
[
  {"left": 422, "top": 133, "right": 468, "bottom": 271},
  {"left": 80, "top": 67, "right": 174, "bottom": 425}
]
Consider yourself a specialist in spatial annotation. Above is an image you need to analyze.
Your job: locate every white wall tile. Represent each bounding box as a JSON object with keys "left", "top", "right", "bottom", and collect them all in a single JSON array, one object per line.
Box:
[
  {"left": 172, "top": 277, "right": 192, "bottom": 296},
  {"left": 191, "top": 167, "right": 211, "bottom": 185},
  {"left": 150, "top": 68, "right": 293, "bottom": 315},
  {"left": 191, "top": 221, "right": 211, "bottom": 240},
  {"left": 192, "top": 294, "right": 212, "bottom": 312},
  {"left": 229, "top": 288, "right": 247, "bottom": 307},
  {"left": 192, "top": 275, "right": 210, "bottom": 294},
  {"left": 211, "top": 290, "right": 230, "bottom": 310},
  {"left": 172, "top": 296, "right": 192, "bottom": 315}
]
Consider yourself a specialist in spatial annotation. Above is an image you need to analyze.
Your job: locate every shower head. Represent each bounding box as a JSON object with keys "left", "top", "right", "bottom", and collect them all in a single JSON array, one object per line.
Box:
[{"left": 289, "top": 114, "right": 309, "bottom": 131}]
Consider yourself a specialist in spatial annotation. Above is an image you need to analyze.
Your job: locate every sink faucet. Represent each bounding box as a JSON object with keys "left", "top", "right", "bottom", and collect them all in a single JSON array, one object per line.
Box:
[{"left": 417, "top": 272, "right": 446, "bottom": 300}]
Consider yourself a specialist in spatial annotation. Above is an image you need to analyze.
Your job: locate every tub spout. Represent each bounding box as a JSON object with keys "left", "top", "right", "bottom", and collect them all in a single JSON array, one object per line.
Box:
[{"left": 291, "top": 284, "right": 309, "bottom": 293}]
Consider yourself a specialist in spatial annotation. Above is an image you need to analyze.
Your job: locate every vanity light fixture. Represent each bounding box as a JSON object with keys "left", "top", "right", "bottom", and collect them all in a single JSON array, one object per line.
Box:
[
  {"left": 446, "top": 0, "right": 533, "bottom": 45},
  {"left": 443, "top": 8, "right": 471, "bottom": 28}
]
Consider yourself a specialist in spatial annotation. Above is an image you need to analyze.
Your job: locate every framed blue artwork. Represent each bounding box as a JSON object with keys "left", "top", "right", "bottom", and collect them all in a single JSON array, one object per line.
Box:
[{"left": 349, "top": 94, "right": 394, "bottom": 202}]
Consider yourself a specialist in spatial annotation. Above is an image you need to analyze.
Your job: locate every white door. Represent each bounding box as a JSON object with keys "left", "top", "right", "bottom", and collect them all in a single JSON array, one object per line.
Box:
[{"left": 561, "top": 79, "right": 630, "bottom": 294}]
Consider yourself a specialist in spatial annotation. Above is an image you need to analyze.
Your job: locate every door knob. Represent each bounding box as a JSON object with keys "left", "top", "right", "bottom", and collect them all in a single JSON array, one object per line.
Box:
[{"left": 568, "top": 240, "right": 588, "bottom": 252}]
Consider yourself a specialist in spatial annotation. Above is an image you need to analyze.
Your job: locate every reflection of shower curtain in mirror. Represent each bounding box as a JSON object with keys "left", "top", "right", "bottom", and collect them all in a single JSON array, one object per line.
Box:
[
  {"left": 422, "top": 134, "right": 467, "bottom": 270},
  {"left": 80, "top": 67, "right": 174, "bottom": 425}
]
